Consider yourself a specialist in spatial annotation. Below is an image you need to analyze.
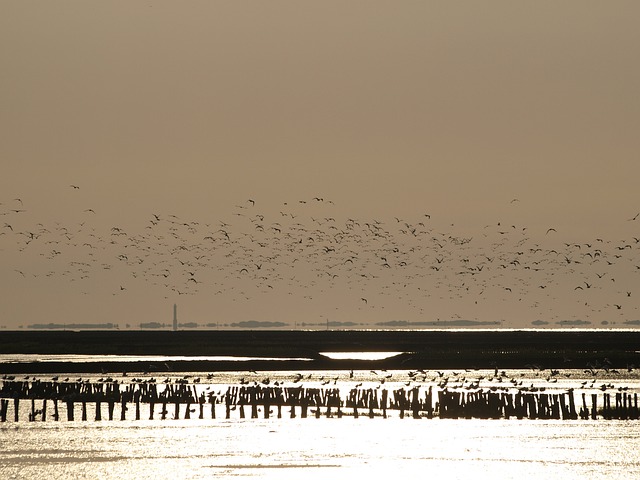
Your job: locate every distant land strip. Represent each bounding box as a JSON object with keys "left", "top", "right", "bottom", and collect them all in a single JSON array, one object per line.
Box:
[{"left": 18, "top": 319, "right": 640, "bottom": 330}]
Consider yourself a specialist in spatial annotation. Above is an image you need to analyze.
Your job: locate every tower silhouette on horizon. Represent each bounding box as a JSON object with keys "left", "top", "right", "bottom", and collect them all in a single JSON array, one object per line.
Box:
[{"left": 173, "top": 304, "right": 177, "bottom": 331}]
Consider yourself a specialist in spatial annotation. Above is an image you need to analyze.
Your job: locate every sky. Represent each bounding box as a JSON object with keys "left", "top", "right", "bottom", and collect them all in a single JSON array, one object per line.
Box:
[{"left": 1, "top": 1, "right": 639, "bottom": 330}]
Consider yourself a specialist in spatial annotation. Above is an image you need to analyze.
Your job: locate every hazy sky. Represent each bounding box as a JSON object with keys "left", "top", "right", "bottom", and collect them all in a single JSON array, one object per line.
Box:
[{"left": 1, "top": 2, "right": 639, "bottom": 330}]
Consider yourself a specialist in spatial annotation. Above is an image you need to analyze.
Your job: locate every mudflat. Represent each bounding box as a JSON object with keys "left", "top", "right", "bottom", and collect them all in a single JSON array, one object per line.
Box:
[{"left": 1, "top": 330, "right": 639, "bottom": 373}]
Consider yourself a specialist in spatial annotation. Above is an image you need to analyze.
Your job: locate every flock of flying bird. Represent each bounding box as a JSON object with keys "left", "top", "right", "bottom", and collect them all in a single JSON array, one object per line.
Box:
[{"left": 1, "top": 189, "right": 640, "bottom": 328}]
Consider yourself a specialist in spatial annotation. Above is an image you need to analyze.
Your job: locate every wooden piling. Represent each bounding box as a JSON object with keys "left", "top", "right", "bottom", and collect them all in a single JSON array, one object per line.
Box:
[
  {"left": 0, "top": 399, "right": 8, "bottom": 422},
  {"left": 108, "top": 402, "right": 115, "bottom": 421},
  {"left": 95, "top": 401, "right": 102, "bottom": 421},
  {"left": 411, "top": 387, "right": 420, "bottom": 419},
  {"left": 53, "top": 399, "right": 59, "bottom": 421},
  {"left": 300, "top": 392, "right": 308, "bottom": 418},
  {"left": 381, "top": 390, "right": 388, "bottom": 419},
  {"left": 66, "top": 401, "right": 74, "bottom": 421},
  {"left": 425, "top": 387, "right": 433, "bottom": 419}
]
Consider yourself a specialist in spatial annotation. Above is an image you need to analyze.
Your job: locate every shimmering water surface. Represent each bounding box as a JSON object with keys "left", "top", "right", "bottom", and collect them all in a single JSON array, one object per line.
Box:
[{"left": 2, "top": 357, "right": 640, "bottom": 479}]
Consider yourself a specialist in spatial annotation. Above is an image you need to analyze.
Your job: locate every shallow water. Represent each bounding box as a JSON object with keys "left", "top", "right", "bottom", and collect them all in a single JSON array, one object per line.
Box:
[{"left": 3, "top": 417, "right": 640, "bottom": 480}]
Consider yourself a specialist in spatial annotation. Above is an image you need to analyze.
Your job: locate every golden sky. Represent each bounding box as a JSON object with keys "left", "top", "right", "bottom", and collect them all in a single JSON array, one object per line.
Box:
[{"left": 1, "top": 2, "right": 639, "bottom": 330}]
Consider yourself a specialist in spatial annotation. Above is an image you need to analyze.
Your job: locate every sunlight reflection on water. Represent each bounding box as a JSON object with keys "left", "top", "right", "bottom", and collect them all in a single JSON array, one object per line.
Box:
[{"left": 2, "top": 417, "right": 640, "bottom": 479}]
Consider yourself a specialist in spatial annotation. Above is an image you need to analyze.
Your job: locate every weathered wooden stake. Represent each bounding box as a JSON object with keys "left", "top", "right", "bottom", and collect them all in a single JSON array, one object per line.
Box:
[
  {"left": 0, "top": 399, "right": 8, "bottom": 422},
  {"left": 95, "top": 402, "right": 102, "bottom": 421},
  {"left": 412, "top": 388, "right": 420, "bottom": 419}
]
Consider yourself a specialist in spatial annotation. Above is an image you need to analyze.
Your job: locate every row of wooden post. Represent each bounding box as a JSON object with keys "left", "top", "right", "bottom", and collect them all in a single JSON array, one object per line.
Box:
[{"left": 1, "top": 382, "right": 639, "bottom": 422}]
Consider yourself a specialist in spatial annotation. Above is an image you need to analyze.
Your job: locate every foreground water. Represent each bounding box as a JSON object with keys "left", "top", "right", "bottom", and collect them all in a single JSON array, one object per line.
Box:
[{"left": 2, "top": 357, "right": 640, "bottom": 479}]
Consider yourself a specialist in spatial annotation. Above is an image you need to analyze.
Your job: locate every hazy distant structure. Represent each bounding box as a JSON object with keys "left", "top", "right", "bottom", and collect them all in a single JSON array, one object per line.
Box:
[{"left": 173, "top": 304, "right": 177, "bottom": 332}]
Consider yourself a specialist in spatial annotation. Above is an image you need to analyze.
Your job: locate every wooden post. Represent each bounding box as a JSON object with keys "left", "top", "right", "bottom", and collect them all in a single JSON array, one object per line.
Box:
[
  {"left": 210, "top": 397, "right": 216, "bottom": 419},
  {"left": 264, "top": 390, "right": 271, "bottom": 419},
  {"left": 368, "top": 390, "right": 375, "bottom": 419},
  {"left": 161, "top": 402, "right": 168, "bottom": 420},
  {"left": 567, "top": 391, "right": 577, "bottom": 419},
  {"left": 315, "top": 391, "right": 321, "bottom": 418},
  {"left": 381, "top": 390, "right": 388, "bottom": 419},
  {"left": 174, "top": 402, "right": 180, "bottom": 420},
  {"left": 30, "top": 398, "right": 36, "bottom": 422},
  {"left": 352, "top": 391, "right": 358, "bottom": 419},
  {"left": 250, "top": 389, "right": 258, "bottom": 419},
  {"left": 411, "top": 387, "right": 420, "bottom": 419},
  {"left": 426, "top": 387, "right": 433, "bottom": 419},
  {"left": 301, "top": 392, "right": 308, "bottom": 419},
  {"left": 0, "top": 399, "right": 8, "bottom": 422},
  {"left": 591, "top": 394, "right": 597, "bottom": 420},
  {"left": 185, "top": 403, "right": 191, "bottom": 419},
  {"left": 108, "top": 402, "right": 115, "bottom": 421},
  {"left": 398, "top": 390, "right": 405, "bottom": 419},
  {"left": 66, "top": 401, "right": 74, "bottom": 421},
  {"left": 53, "top": 399, "right": 59, "bottom": 421},
  {"left": 558, "top": 395, "right": 567, "bottom": 419},
  {"left": 121, "top": 402, "right": 127, "bottom": 420},
  {"left": 42, "top": 399, "right": 47, "bottom": 422},
  {"left": 624, "top": 394, "right": 630, "bottom": 420},
  {"left": 135, "top": 399, "right": 141, "bottom": 420},
  {"left": 81, "top": 402, "right": 88, "bottom": 421},
  {"left": 288, "top": 389, "right": 297, "bottom": 418},
  {"left": 603, "top": 394, "right": 610, "bottom": 420}
]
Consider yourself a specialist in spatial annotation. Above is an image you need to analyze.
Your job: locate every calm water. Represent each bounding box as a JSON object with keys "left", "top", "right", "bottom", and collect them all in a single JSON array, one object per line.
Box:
[{"left": 2, "top": 358, "right": 640, "bottom": 479}]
